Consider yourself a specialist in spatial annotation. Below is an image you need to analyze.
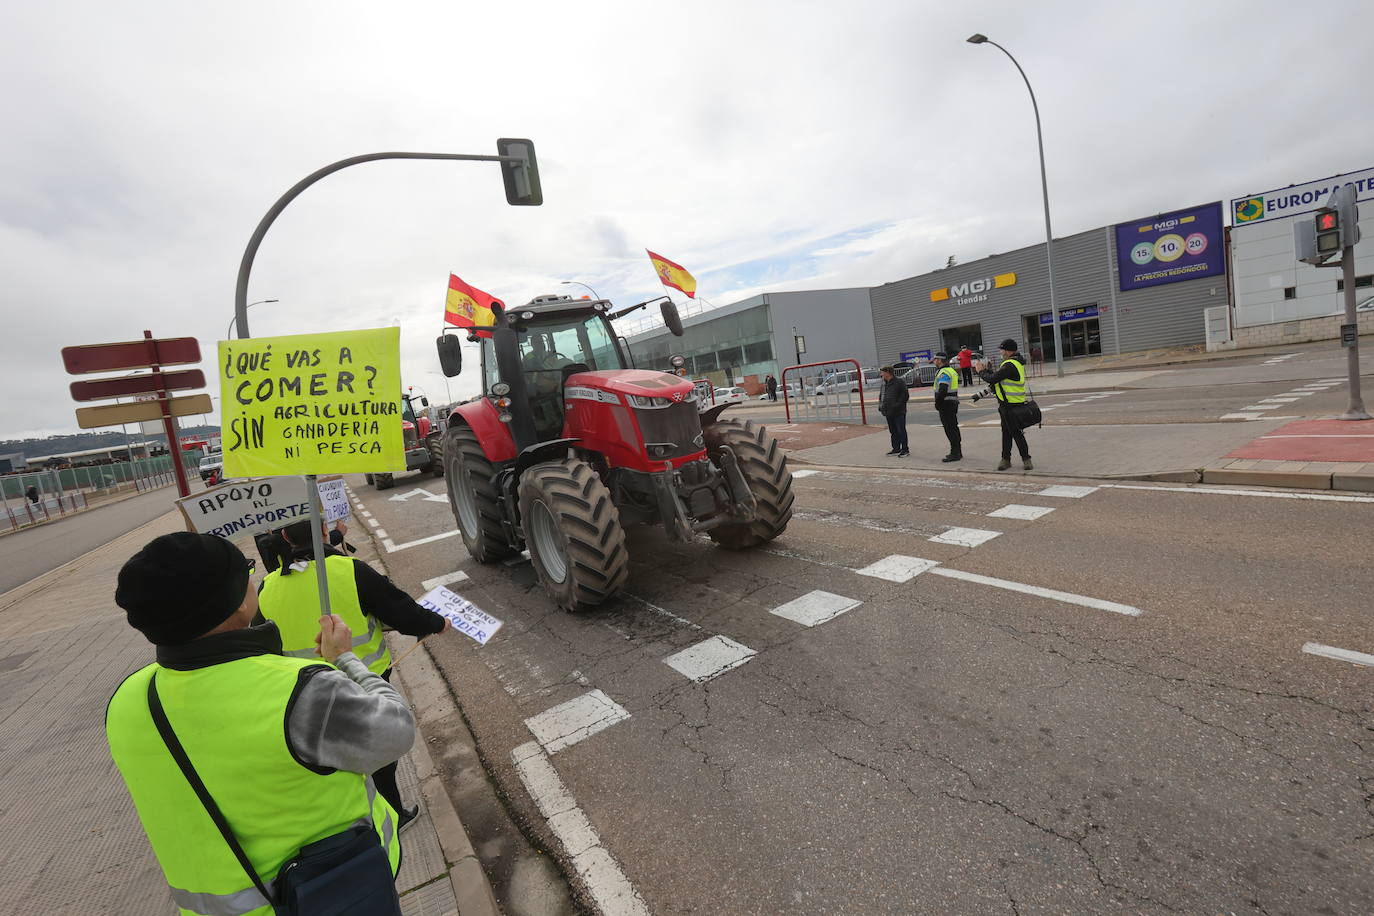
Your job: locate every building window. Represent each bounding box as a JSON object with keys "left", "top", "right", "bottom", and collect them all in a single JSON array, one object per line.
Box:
[
  {"left": 1283, "top": 287, "right": 1295, "bottom": 300},
  {"left": 1336, "top": 274, "right": 1373, "bottom": 291}
]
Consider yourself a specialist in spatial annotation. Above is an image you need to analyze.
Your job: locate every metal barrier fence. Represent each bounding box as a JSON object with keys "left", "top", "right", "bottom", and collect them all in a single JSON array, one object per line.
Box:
[
  {"left": 693, "top": 378, "right": 715, "bottom": 408},
  {"left": 782, "top": 359, "right": 870, "bottom": 425},
  {"left": 0, "top": 454, "right": 196, "bottom": 533}
]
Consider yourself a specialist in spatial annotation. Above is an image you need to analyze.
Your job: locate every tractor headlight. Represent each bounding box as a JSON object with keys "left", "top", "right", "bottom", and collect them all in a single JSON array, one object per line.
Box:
[
  {"left": 628, "top": 394, "right": 671, "bottom": 409},
  {"left": 498, "top": 412, "right": 513, "bottom": 424},
  {"left": 491, "top": 381, "right": 511, "bottom": 396},
  {"left": 669, "top": 355, "right": 686, "bottom": 369}
]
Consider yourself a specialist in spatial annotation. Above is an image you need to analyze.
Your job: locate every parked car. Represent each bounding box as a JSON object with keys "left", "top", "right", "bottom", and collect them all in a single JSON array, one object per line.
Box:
[
  {"left": 198, "top": 453, "right": 224, "bottom": 481},
  {"left": 714, "top": 386, "right": 747, "bottom": 404},
  {"left": 815, "top": 368, "right": 883, "bottom": 396}
]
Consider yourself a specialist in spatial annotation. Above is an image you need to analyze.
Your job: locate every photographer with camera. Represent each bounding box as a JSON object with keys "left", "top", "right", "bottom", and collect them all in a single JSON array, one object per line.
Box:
[{"left": 976, "top": 339, "right": 1033, "bottom": 471}]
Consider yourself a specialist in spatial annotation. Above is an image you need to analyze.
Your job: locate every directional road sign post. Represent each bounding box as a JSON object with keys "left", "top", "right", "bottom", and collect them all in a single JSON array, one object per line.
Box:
[{"left": 61, "top": 331, "right": 206, "bottom": 497}]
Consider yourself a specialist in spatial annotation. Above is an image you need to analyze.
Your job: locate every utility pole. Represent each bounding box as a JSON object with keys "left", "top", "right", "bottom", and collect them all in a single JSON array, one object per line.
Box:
[{"left": 1296, "top": 183, "right": 1367, "bottom": 420}]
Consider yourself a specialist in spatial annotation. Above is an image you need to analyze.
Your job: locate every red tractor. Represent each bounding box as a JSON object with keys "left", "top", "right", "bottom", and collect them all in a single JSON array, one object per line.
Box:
[
  {"left": 366, "top": 392, "right": 444, "bottom": 490},
  {"left": 435, "top": 294, "right": 794, "bottom": 610}
]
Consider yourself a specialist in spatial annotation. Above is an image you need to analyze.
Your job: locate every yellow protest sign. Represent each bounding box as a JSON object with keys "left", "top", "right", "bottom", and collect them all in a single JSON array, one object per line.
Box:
[{"left": 219, "top": 327, "right": 404, "bottom": 477}]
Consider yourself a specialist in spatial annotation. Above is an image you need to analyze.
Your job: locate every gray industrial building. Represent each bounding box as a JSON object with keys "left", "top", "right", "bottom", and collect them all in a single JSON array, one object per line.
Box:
[
  {"left": 626, "top": 289, "right": 877, "bottom": 391},
  {"left": 869, "top": 213, "right": 1230, "bottom": 365}
]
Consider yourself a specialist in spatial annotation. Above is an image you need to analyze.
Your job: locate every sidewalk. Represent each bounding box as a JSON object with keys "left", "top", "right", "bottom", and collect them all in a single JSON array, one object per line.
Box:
[
  {"left": 787, "top": 414, "right": 1374, "bottom": 492},
  {"left": 0, "top": 509, "right": 498, "bottom": 915}
]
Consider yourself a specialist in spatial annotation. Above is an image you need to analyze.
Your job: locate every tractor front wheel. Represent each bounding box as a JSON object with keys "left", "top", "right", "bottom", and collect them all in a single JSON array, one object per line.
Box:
[
  {"left": 373, "top": 472, "right": 394, "bottom": 490},
  {"left": 705, "top": 418, "right": 794, "bottom": 550},
  {"left": 518, "top": 458, "right": 628, "bottom": 611},
  {"left": 445, "top": 425, "right": 514, "bottom": 563}
]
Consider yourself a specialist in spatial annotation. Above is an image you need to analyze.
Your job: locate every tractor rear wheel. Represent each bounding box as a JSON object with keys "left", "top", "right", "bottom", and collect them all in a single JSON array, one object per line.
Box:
[
  {"left": 427, "top": 434, "right": 445, "bottom": 477},
  {"left": 445, "top": 425, "right": 515, "bottom": 563},
  {"left": 364, "top": 473, "right": 374, "bottom": 485},
  {"left": 373, "top": 472, "right": 394, "bottom": 490},
  {"left": 518, "top": 458, "right": 627, "bottom": 611},
  {"left": 704, "top": 418, "right": 794, "bottom": 550}
]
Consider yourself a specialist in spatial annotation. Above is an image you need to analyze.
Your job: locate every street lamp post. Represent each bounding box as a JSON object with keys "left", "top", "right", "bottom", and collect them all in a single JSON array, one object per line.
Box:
[
  {"left": 561, "top": 280, "right": 602, "bottom": 301},
  {"left": 227, "top": 300, "right": 278, "bottom": 339},
  {"left": 967, "top": 33, "right": 1064, "bottom": 378}
]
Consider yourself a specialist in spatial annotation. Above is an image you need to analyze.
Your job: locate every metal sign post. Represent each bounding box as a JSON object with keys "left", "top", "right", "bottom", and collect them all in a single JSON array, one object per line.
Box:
[
  {"left": 305, "top": 475, "right": 332, "bottom": 615},
  {"left": 1337, "top": 246, "right": 1370, "bottom": 420}
]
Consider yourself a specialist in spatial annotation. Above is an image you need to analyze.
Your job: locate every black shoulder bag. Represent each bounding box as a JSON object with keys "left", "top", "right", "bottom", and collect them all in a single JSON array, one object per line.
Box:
[
  {"left": 147, "top": 673, "right": 402, "bottom": 916},
  {"left": 996, "top": 363, "right": 1042, "bottom": 430}
]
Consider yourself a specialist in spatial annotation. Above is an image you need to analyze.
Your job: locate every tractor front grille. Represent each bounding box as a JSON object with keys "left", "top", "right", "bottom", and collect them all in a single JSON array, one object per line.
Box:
[{"left": 633, "top": 401, "right": 704, "bottom": 461}]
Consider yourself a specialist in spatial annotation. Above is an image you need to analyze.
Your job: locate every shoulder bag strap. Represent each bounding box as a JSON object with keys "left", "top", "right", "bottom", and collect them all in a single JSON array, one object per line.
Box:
[{"left": 147, "top": 673, "right": 276, "bottom": 907}]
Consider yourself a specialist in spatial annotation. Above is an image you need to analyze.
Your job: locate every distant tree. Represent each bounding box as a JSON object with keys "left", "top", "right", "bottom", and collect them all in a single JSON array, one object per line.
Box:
[{"left": 945, "top": 255, "right": 958, "bottom": 268}]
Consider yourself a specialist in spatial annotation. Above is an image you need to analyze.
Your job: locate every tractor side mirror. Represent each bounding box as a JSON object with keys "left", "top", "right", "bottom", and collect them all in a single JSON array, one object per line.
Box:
[
  {"left": 661, "top": 300, "right": 684, "bottom": 337},
  {"left": 419, "top": 396, "right": 428, "bottom": 407},
  {"left": 437, "top": 335, "right": 463, "bottom": 378}
]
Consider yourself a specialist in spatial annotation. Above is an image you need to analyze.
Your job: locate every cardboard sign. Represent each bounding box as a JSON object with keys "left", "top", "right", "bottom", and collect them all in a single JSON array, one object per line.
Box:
[
  {"left": 317, "top": 477, "right": 350, "bottom": 523},
  {"left": 177, "top": 477, "right": 313, "bottom": 538},
  {"left": 177, "top": 475, "right": 345, "bottom": 538},
  {"left": 219, "top": 327, "right": 404, "bottom": 478},
  {"left": 417, "top": 585, "right": 503, "bottom": 645}
]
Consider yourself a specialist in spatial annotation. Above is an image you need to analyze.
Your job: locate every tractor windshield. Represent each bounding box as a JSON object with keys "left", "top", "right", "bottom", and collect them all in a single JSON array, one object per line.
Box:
[
  {"left": 401, "top": 397, "right": 417, "bottom": 424},
  {"left": 517, "top": 313, "right": 624, "bottom": 439}
]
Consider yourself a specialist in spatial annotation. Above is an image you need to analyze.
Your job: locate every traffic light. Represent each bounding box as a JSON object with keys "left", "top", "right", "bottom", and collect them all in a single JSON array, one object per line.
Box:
[
  {"left": 495, "top": 138, "right": 542, "bottom": 206},
  {"left": 1315, "top": 207, "right": 1341, "bottom": 254}
]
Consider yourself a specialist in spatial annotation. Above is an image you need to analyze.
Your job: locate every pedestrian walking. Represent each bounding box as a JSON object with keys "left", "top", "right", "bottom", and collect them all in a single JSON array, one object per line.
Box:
[
  {"left": 933, "top": 352, "right": 961, "bottom": 462},
  {"left": 878, "top": 365, "right": 909, "bottom": 457},
  {"left": 25, "top": 485, "right": 39, "bottom": 505},
  {"left": 977, "top": 339, "right": 1033, "bottom": 471},
  {"left": 106, "top": 532, "right": 409, "bottom": 915},
  {"left": 957, "top": 346, "right": 974, "bottom": 388},
  {"left": 766, "top": 374, "right": 778, "bottom": 401},
  {"left": 257, "top": 517, "right": 449, "bottom": 829}
]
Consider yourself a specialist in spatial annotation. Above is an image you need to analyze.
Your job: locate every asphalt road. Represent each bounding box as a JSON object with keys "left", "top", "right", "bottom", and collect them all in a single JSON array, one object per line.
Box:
[
  {"left": 0, "top": 485, "right": 190, "bottom": 594},
  {"left": 350, "top": 458, "right": 1373, "bottom": 915}
]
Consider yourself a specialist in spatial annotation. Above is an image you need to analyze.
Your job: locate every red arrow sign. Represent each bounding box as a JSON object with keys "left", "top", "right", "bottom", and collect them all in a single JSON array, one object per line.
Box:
[
  {"left": 61, "top": 337, "right": 201, "bottom": 375},
  {"left": 69, "top": 369, "right": 206, "bottom": 402}
]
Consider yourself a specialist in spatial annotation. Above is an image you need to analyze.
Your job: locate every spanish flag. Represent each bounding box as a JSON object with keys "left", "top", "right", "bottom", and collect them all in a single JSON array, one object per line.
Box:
[
  {"left": 444, "top": 273, "right": 502, "bottom": 337},
  {"left": 646, "top": 250, "right": 697, "bottom": 299}
]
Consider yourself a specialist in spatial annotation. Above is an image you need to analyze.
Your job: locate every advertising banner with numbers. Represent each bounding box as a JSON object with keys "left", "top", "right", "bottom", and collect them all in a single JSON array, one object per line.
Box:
[{"left": 1114, "top": 201, "right": 1225, "bottom": 292}]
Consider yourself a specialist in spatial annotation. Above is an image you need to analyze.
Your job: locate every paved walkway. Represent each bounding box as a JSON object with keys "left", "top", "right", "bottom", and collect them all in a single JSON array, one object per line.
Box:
[{"left": 0, "top": 510, "right": 496, "bottom": 915}]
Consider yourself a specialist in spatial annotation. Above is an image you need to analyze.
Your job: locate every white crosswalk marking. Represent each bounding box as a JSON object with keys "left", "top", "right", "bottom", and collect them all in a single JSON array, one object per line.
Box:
[
  {"left": 929, "top": 527, "right": 1001, "bottom": 548},
  {"left": 662, "top": 636, "right": 757, "bottom": 682},
  {"left": 1038, "top": 485, "right": 1098, "bottom": 498},
  {"left": 854, "top": 555, "right": 939, "bottom": 582},
  {"left": 987, "top": 504, "right": 1056, "bottom": 520},
  {"left": 524, "top": 690, "right": 631, "bottom": 754},
  {"left": 420, "top": 570, "right": 470, "bottom": 590},
  {"left": 770, "top": 591, "right": 862, "bottom": 627}
]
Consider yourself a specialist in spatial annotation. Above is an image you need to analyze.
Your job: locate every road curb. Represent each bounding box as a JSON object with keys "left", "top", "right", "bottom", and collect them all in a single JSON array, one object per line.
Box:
[
  {"left": 1200, "top": 468, "right": 1333, "bottom": 489},
  {"left": 391, "top": 644, "right": 501, "bottom": 916}
]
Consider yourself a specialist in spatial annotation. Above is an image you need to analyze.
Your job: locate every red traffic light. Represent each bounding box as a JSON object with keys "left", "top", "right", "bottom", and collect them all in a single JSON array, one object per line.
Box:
[{"left": 1316, "top": 210, "right": 1339, "bottom": 231}]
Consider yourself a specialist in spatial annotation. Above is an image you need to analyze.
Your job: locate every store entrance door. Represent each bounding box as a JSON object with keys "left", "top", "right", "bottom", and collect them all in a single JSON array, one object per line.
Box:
[
  {"left": 939, "top": 323, "right": 982, "bottom": 355},
  {"left": 1024, "top": 308, "right": 1103, "bottom": 361}
]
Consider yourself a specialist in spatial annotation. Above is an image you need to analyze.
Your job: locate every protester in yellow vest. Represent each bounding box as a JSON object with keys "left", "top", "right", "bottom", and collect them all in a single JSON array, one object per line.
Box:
[
  {"left": 976, "top": 338, "right": 1033, "bottom": 471},
  {"left": 257, "top": 517, "right": 448, "bottom": 830},
  {"left": 106, "top": 532, "right": 411, "bottom": 915}
]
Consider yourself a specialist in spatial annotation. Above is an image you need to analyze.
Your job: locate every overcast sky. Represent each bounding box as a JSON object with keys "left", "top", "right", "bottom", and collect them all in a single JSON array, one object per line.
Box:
[{"left": 3, "top": 0, "right": 1371, "bottom": 441}]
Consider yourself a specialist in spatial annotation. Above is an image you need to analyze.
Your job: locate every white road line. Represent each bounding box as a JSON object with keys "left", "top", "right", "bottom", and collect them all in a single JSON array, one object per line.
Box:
[
  {"left": 770, "top": 590, "right": 863, "bottom": 627},
  {"left": 623, "top": 593, "right": 703, "bottom": 631},
  {"left": 1220, "top": 412, "right": 1265, "bottom": 420},
  {"left": 1039, "top": 485, "right": 1099, "bottom": 498},
  {"left": 929, "top": 527, "right": 1002, "bottom": 548},
  {"left": 1302, "top": 642, "right": 1374, "bottom": 668},
  {"left": 1256, "top": 398, "right": 1299, "bottom": 404},
  {"left": 1321, "top": 378, "right": 1345, "bottom": 383},
  {"left": 383, "top": 528, "right": 461, "bottom": 552},
  {"left": 374, "top": 528, "right": 388, "bottom": 540},
  {"left": 366, "top": 517, "right": 380, "bottom": 527},
  {"left": 512, "top": 742, "right": 649, "bottom": 916},
  {"left": 854, "top": 555, "right": 939, "bottom": 582},
  {"left": 1100, "top": 483, "right": 1374, "bottom": 503},
  {"left": 791, "top": 469, "right": 820, "bottom": 478},
  {"left": 1239, "top": 405, "right": 1278, "bottom": 412},
  {"left": 524, "top": 690, "right": 632, "bottom": 754},
  {"left": 420, "top": 570, "right": 470, "bottom": 590},
  {"left": 662, "top": 635, "right": 757, "bottom": 682},
  {"left": 1283, "top": 390, "right": 1316, "bottom": 396},
  {"left": 1260, "top": 434, "right": 1374, "bottom": 439},
  {"left": 988, "top": 504, "right": 1056, "bottom": 520},
  {"left": 979, "top": 417, "right": 1001, "bottom": 426},
  {"left": 929, "top": 568, "right": 1141, "bottom": 616}
]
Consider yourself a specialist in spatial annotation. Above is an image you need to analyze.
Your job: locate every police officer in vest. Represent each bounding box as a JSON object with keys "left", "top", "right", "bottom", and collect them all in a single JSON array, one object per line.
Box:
[
  {"left": 932, "top": 352, "right": 962, "bottom": 462},
  {"left": 257, "top": 518, "right": 448, "bottom": 829},
  {"left": 977, "top": 338, "right": 1033, "bottom": 471},
  {"left": 106, "top": 532, "right": 411, "bottom": 915}
]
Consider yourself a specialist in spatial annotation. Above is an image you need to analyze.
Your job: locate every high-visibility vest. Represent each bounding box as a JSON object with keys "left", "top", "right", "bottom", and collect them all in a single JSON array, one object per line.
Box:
[
  {"left": 259, "top": 555, "right": 392, "bottom": 675},
  {"left": 936, "top": 365, "right": 960, "bottom": 398},
  {"left": 994, "top": 358, "right": 1027, "bottom": 404},
  {"left": 106, "top": 657, "right": 400, "bottom": 916}
]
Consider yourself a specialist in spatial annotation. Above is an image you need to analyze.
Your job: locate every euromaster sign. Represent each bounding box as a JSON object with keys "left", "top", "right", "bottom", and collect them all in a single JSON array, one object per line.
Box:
[
  {"left": 1114, "top": 201, "right": 1225, "bottom": 291},
  {"left": 219, "top": 327, "right": 403, "bottom": 478},
  {"left": 1230, "top": 165, "right": 1374, "bottom": 226},
  {"left": 930, "top": 272, "right": 1017, "bottom": 305}
]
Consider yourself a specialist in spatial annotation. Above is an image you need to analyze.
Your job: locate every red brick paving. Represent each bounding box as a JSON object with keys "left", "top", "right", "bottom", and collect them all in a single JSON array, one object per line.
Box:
[{"left": 1225, "top": 418, "right": 1374, "bottom": 462}]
